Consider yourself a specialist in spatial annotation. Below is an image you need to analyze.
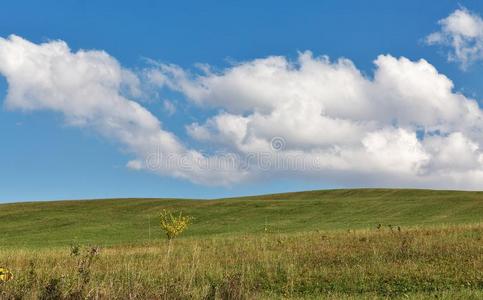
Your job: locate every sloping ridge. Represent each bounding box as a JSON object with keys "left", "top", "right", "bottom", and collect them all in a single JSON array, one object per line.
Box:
[{"left": 0, "top": 188, "right": 482, "bottom": 248}]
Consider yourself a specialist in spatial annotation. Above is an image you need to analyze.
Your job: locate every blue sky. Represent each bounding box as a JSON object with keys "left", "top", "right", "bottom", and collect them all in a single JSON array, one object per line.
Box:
[{"left": 1, "top": 1, "right": 483, "bottom": 202}]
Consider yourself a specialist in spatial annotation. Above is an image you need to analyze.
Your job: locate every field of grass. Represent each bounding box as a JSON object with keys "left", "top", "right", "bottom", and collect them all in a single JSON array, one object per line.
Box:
[
  {"left": 0, "top": 189, "right": 482, "bottom": 248},
  {"left": 0, "top": 189, "right": 482, "bottom": 299}
]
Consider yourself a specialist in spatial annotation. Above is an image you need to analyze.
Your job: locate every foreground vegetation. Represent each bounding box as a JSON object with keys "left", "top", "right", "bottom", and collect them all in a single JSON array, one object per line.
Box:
[{"left": 0, "top": 224, "right": 482, "bottom": 299}]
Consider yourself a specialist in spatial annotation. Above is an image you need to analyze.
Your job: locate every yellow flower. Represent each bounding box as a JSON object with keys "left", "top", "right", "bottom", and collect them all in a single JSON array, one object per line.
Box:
[{"left": 0, "top": 267, "right": 13, "bottom": 282}]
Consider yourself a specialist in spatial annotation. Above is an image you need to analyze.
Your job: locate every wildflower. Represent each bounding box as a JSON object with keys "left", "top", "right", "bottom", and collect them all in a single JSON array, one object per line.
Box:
[{"left": 0, "top": 267, "right": 13, "bottom": 282}]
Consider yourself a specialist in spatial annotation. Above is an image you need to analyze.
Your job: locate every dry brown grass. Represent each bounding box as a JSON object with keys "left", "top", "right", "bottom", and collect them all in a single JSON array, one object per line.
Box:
[{"left": 0, "top": 224, "right": 482, "bottom": 299}]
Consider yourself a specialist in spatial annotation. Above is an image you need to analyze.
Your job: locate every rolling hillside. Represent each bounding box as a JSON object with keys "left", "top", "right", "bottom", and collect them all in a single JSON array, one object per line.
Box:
[{"left": 0, "top": 189, "right": 482, "bottom": 248}]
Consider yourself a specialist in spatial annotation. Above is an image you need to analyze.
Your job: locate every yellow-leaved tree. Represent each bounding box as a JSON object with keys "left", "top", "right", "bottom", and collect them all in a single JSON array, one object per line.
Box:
[{"left": 159, "top": 209, "right": 193, "bottom": 240}]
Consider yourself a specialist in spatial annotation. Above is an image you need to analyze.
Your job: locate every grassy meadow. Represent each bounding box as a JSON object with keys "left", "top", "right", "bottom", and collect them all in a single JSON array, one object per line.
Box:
[{"left": 0, "top": 189, "right": 482, "bottom": 299}]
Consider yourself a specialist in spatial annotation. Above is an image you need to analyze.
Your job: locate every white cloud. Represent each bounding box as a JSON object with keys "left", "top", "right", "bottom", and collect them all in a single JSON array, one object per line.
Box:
[
  {"left": 163, "top": 99, "right": 176, "bottom": 116},
  {"left": 126, "top": 159, "right": 143, "bottom": 170},
  {"left": 2, "top": 35, "right": 483, "bottom": 189},
  {"left": 152, "top": 51, "right": 483, "bottom": 189},
  {"left": 423, "top": 132, "right": 482, "bottom": 172},
  {"left": 426, "top": 7, "right": 483, "bottom": 69},
  {"left": 0, "top": 35, "right": 248, "bottom": 185},
  {"left": 361, "top": 128, "right": 429, "bottom": 174}
]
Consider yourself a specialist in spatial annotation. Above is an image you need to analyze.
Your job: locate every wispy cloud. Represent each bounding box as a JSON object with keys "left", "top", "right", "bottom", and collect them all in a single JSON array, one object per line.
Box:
[{"left": 426, "top": 7, "right": 483, "bottom": 69}]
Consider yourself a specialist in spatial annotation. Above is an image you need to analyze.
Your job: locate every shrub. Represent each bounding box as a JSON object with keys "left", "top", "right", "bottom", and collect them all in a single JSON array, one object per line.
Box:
[{"left": 159, "top": 209, "right": 193, "bottom": 240}]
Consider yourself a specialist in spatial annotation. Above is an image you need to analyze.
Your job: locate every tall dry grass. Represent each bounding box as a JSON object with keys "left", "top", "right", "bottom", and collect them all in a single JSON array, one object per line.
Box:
[{"left": 0, "top": 224, "right": 482, "bottom": 299}]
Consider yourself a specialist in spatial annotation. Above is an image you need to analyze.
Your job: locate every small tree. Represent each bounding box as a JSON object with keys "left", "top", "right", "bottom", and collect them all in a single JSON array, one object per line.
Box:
[{"left": 159, "top": 209, "right": 192, "bottom": 240}]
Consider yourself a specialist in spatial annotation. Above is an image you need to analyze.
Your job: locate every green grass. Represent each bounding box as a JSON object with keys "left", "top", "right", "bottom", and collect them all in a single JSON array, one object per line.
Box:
[
  {"left": 0, "top": 189, "right": 482, "bottom": 248},
  {"left": 0, "top": 189, "right": 482, "bottom": 299}
]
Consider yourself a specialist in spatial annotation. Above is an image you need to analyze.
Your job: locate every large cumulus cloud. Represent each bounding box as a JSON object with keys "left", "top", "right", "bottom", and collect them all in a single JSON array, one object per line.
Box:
[{"left": 150, "top": 51, "right": 483, "bottom": 188}]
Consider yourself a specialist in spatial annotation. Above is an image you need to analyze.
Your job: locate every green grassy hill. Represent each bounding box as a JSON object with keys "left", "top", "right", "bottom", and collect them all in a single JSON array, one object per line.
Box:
[{"left": 1, "top": 189, "right": 482, "bottom": 248}]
